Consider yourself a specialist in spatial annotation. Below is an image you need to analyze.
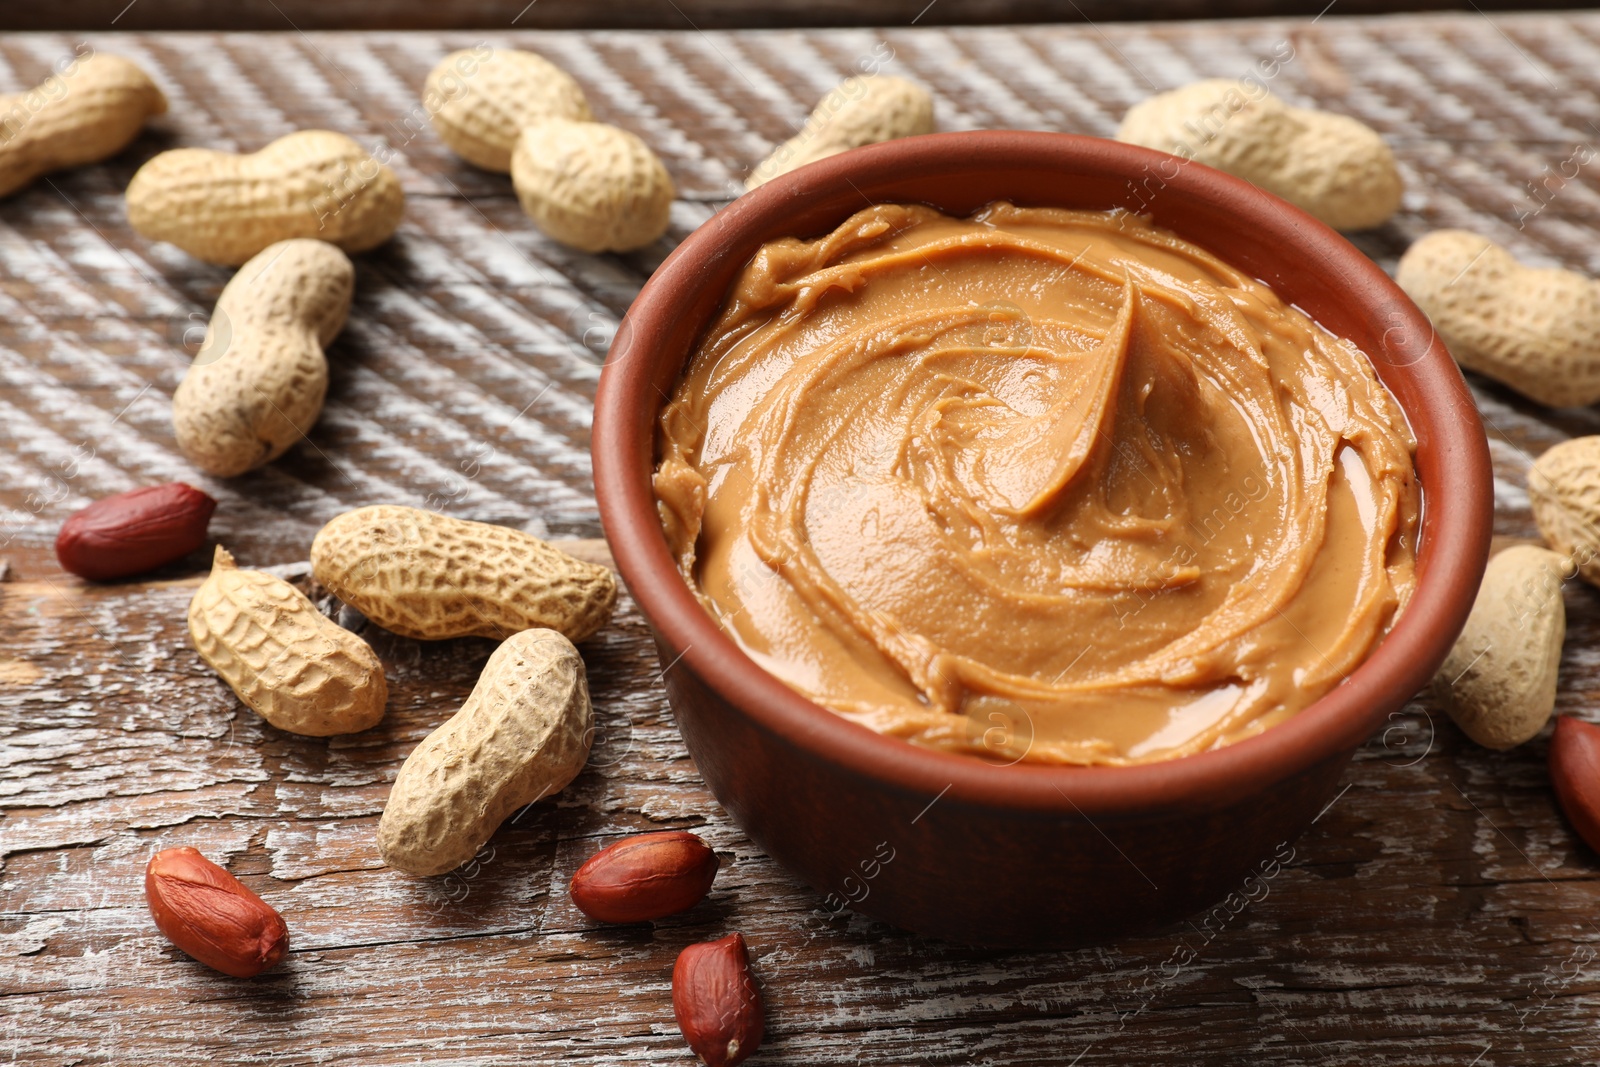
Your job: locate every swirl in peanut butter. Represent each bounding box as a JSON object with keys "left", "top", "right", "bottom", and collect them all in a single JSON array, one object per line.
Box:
[{"left": 654, "top": 203, "right": 1419, "bottom": 765}]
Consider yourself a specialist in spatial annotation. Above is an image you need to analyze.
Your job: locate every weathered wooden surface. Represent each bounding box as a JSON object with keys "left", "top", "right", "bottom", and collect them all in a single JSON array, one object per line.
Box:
[
  {"left": 6, "top": 15, "right": 1600, "bottom": 1066},
  {"left": 6, "top": 0, "right": 1599, "bottom": 32}
]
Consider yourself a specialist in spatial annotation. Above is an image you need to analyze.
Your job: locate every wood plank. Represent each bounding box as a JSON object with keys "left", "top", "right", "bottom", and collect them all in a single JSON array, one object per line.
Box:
[
  {"left": 6, "top": 15, "right": 1600, "bottom": 1065},
  {"left": 6, "top": 1, "right": 1600, "bottom": 32}
]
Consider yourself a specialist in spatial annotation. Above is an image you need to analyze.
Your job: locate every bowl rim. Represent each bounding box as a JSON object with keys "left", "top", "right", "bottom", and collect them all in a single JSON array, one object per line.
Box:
[{"left": 593, "top": 129, "right": 1493, "bottom": 817}]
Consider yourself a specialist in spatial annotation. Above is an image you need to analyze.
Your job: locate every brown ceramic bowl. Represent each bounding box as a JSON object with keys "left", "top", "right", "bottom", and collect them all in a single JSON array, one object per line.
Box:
[{"left": 593, "top": 131, "right": 1492, "bottom": 948}]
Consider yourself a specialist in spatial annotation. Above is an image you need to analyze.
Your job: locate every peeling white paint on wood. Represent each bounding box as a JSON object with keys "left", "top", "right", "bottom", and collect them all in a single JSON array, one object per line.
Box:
[{"left": 6, "top": 16, "right": 1600, "bottom": 1066}]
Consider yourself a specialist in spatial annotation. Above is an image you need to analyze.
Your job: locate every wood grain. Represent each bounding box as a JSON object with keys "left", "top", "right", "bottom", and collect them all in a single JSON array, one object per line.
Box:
[
  {"left": 6, "top": 15, "right": 1600, "bottom": 1066},
  {"left": 8, "top": 1, "right": 1600, "bottom": 32}
]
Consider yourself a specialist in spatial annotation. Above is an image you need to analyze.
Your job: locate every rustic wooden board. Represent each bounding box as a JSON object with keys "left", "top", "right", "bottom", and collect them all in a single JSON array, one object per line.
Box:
[
  {"left": 7, "top": 14, "right": 1600, "bottom": 1066},
  {"left": 7, "top": 0, "right": 1600, "bottom": 32}
]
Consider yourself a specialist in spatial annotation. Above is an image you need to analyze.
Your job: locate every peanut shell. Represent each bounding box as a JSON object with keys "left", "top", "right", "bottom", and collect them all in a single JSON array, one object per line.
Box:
[
  {"left": 747, "top": 75, "right": 934, "bottom": 189},
  {"left": 1432, "top": 545, "right": 1567, "bottom": 750},
  {"left": 1397, "top": 230, "right": 1600, "bottom": 407},
  {"left": 188, "top": 545, "right": 388, "bottom": 736},
  {"left": 377, "top": 627, "right": 593, "bottom": 875},
  {"left": 0, "top": 53, "right": 167, "bottom": 197},
  {"left": 126, "top": 129, "right": 404, "bottom": 265},
  {"left": 425, "top": 47, "right": 591, "bottom": 173},
  {"left": 510, "top": 119, "right": 674, "bottom": 253},
  {"left": 171, "top": 238, "right": 353, "bottom": 477},
  {"left": 310, "top": 505, "right": 617, "bottom": 642},
  {"left": 1531, "top": 436, "right": 1600, "bottom": 586},
  {"left": 1117, "top": 79, "right": 1402, "bottom": 230}
]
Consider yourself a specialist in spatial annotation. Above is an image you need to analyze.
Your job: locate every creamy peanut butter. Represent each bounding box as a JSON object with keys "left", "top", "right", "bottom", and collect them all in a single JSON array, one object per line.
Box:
[{"left": 654, "top": 203, "right": 1419, "bottom": 765}]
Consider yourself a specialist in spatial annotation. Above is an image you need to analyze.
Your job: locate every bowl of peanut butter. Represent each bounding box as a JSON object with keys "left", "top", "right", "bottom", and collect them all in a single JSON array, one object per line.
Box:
[{"left": 594, "top": 130, "right": 1492, "bottom": 947}]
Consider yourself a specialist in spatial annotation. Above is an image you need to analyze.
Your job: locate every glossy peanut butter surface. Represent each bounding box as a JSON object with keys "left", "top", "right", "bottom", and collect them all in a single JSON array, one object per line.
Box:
[{"left": 653, "top": 203, "right": 1420, "bottom": 765}]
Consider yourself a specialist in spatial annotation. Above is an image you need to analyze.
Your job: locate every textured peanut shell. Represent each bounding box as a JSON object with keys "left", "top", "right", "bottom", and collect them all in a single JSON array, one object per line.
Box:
[
  {"left": 188, "top": 546, "right": 388, "bottom": 737},
  {"left": 1432, "top": 546, "right": 1567, "bottom": 750},
  {"left": 747, "top": 75, "right": 934, "bottom": 189},
  {"left": 1531, "top": 436, "right": 1600, "bottom": 587},
  {"left": 1116, "top": 79, "right": 1402, "bottom": 230},
  {"left": 0, "top": 53, "right": 167, "bottom": 197},
  {"left": 378, "top": 628, "right": 593, "bottom": 875},
  {"left": 1397, "top": 230, "right": 1600, "bottom": 407},
  {"left": 510, "top": 119, "right": 674, "bottom": 253},
  {"left": 125, "top": 129, "right": 404, "bottom": 265},
  {"left": 311, "top": 505, "right": 617, "bottom": 642},
  {"left": 171, "top": 238, "right": 353, "bottom": 477},
  {"left": 425, "top": 48, "right": 591, "bottom": 173}
]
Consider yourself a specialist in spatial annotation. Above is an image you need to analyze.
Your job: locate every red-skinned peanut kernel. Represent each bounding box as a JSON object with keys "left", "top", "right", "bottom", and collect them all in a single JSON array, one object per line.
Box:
[
  {"left": 569, "top": 831, "right": 719, "bottom": 923},
  {"left": 672, "top": 932, "right": 764, "bottom": 1067},
  {"left": 145, "top": 846, "right": 288, "bottom": 978},
  {"left": 56, "top": 482, "right": 216, "bottom": 580}
]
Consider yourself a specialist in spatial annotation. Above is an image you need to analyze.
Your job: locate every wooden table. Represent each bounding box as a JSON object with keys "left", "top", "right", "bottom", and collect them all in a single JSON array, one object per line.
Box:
[
  {"left": 6, "top": 0, "right": 1597, "bottom": 32},
  {"left": 5, "top": 14, "right": 1600, "bottom": 1065}
]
